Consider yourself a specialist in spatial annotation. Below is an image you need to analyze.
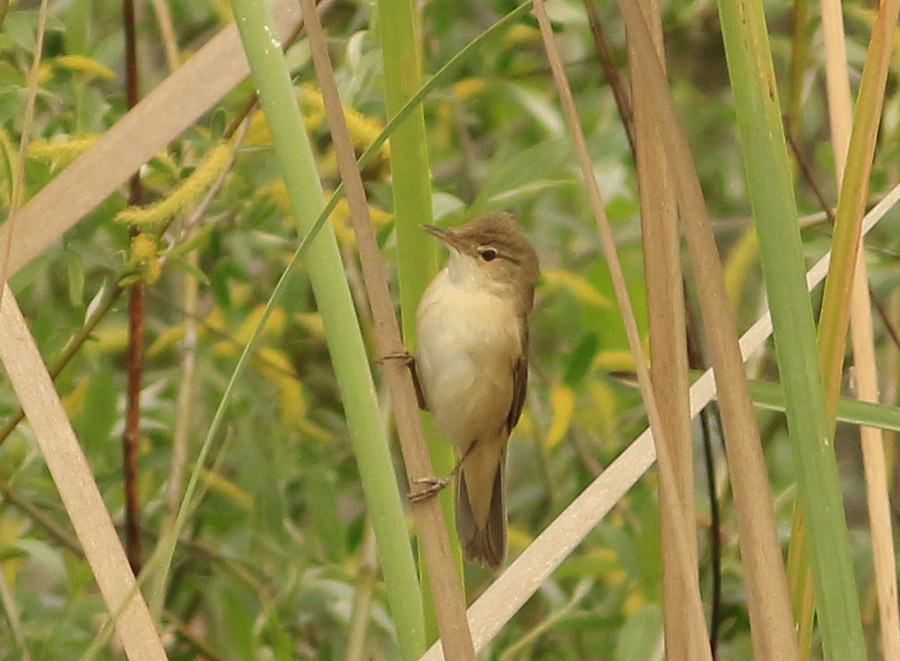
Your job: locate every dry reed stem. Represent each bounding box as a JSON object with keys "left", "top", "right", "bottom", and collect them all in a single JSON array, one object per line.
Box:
[
  {"left": 532, "top": 0, "right": 713, "bottom": 655},
  {"left": 821, "top": 0, "right": 900, "bottom": 653},
  {"left": 299, "top": 0, "right": 474, "bottom": 657},
  {"left": 0, "top": 3, "right": 298, "bottom": 654},
  {"left": 817, "top": 0, "right": 899, "bottom": 424},
  {"left": 583, "top": 0, "right": 635, "bottom": 154},
  {"left": 0, "top": 0, "right": 301, "bottom": 280},
  {"left": 419, "top": 180, "right": 900, "bottom": 660},
  {"left": 619, "top": 1, "right": 800, "bottom": 657},
  {"left": 0, "top": 1, "right": 161, "bottom": 656},
  {"left": 0, "top": 285, "right": 165, "bottom": 660},
  {"left": 150, "top": 0, "right": 181, "bottom": 72},
  {"left": 626, "top": 0, "right": 700, "bottom": 656}
]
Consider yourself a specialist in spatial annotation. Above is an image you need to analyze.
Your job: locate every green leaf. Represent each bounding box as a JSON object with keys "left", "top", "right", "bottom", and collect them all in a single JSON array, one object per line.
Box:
[
  {"left": 615, "top": 604, "right": 663, "bottom": 661},
  {"left": 477, "top": 137, "right": 573, "bottom": 208},
  {"left": 221, "top": 586, "right": 257, "bottom": 659},
  {"left": 3, "top": 11, "right": 42, "bottom": 51},
  {"left": 304, "top": 469, "right": 345, "bottom": 563},
  {"left": 72, "top": 369, "right": 117, "bottom": 453},
  {"left": 167, "top": 254, "right": 211, "bottom": 284},
  {"left": 432, "top": 191, "right": 465, "bottom": 221},
  {"left": 59, "top": 0, "right": 92, "bottom": 54},
  {"left": 564, "top": 333, "right": 600, "bottom": 386},
  {"left": 210, "top": 107, "right": 228, "bottom": 140},
  {"left": 65, "top": 250, "right": 85, "bottom": 306}
]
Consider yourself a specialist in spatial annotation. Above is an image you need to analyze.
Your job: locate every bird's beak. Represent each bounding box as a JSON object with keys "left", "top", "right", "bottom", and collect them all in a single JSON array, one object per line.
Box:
[{"left": 422, "top": 224, "right": 462, "bottom": 251}]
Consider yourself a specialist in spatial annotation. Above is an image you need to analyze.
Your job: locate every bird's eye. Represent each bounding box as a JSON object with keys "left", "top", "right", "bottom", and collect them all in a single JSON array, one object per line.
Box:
[{"left": 480, "top": 248, "right": 498, "bottom": 262}]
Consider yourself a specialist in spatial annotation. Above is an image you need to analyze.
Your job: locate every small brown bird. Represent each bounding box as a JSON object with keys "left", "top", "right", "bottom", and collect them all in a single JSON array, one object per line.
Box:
[{"left": 416, "top": 213, "right": 539, "bottom": 569}]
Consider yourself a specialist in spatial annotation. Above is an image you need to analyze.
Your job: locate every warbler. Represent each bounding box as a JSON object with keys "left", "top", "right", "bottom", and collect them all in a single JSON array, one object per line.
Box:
[{"left": 415, "top": 213, "right": 539, "bottom": 569}]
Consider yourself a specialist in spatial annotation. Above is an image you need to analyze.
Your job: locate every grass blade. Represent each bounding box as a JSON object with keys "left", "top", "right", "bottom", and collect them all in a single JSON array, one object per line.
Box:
[{"left": 227, "top": 0, "right": 425, "bottom": 655}]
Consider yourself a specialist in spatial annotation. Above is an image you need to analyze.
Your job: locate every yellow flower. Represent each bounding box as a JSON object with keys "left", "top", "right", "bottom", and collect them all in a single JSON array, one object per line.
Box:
[{"left": 123, "top": 234, "right": 162, "bottom": 285}]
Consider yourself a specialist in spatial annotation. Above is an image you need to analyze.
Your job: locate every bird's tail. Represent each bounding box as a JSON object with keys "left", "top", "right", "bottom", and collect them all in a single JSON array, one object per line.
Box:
[{"left": 456, "top": 443, "right": 507, "bottom": 570}]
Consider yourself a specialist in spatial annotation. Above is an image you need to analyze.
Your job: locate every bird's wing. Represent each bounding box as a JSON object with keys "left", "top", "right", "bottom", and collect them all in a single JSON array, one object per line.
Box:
[{"left": 506, "top": 323, "right": 529, "bottom": 433}]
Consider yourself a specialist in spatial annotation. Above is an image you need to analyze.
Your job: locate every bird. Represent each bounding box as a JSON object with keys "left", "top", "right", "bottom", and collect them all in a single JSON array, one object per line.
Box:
[{"left": 415, "top": 212, "right": 539, "bottom": 569}]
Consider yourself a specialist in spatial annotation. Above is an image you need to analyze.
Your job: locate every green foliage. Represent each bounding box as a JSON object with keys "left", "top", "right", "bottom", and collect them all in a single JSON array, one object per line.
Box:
[{"left": 1, "top": 0, "right": 899, "bottom": 658}]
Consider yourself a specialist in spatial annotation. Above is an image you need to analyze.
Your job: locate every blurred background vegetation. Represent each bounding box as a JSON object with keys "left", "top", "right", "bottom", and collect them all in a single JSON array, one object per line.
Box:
[{"left": 1, "top": 0, "right": 899, "bottom": 658}]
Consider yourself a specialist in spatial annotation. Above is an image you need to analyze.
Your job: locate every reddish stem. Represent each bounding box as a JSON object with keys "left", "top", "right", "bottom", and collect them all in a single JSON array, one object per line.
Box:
[{"left": 123, "top": 0, "right": 143, "bottom": 575}]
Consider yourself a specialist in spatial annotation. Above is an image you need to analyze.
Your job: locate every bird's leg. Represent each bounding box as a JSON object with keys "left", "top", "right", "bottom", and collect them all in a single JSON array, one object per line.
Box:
[
  {"left": 376, "top": 350, "right": 428, "bottom": 411},
  {"left": 408, "top": 443, "right": 476, "bottom": 503},
  {"left": 408, "top": 461, "right": 461, "bottom": 502}
]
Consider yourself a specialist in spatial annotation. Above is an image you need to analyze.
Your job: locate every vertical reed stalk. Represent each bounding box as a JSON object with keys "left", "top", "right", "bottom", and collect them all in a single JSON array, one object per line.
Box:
[
  {"left": 375, "top": 0, "right": 462, "bottom": 614},
  {"left": 300, "top": 0, "right": 474, "bottom": 655},
  {"left": 228, "top": 1, "right": 425, "bottom": 657},
  {"left": 621, "top": 3, "right": 799, "bottom": 656},
  {"left": 714, "top": 0, "right": 873, "bottom": 653},
  {"left": 626, "top": 0, "right": 699, "bottom": 656},
  {"left": 820, "top": 0, "right": 900, "bottom": 653},
  {"left": 533, "top": 1, "right": 713, "bottom": 656}
]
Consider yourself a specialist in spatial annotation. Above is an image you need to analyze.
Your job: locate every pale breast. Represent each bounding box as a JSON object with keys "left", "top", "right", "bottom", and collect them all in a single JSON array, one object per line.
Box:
[{"left": 417, "top": 269, "right": 522, "bottom": 452}]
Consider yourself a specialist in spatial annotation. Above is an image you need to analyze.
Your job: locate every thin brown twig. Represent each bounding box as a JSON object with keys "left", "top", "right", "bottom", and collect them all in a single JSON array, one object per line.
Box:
[
  {"left": 0, "top": 553, "right": 29, "bottom": 661},
  {"left": 787, "top": 130, "right": 835, "bottom": 224},
  {"left": 164, "top": 611, "right": 230, "bottom": 661},
  {"left": 683, "top": 281, "right": 723, "bottom": 656},
  {"left": 123, "top": 279, "right": 144, "bottom": 574},
  {"left": 871, "top": 294, "right": 900, "bottom": 352},
  {"left": 583, "top": 0, "right": 636, "bottom": 157},
  {"left": 300, "top": 1, "right": 475, "bottom": 657},
  {"left": 0, "top": 476, "right": 82, "bottom": 553},
  {"left": 158, "top": 2, "right": 192, "bottom": 527},
  {"left": 150, "top": 0, "right": 180, "bottom": 72},
  {"left": 139, "top": 523, "right": 270, "bottom": 596},
  {"left": 123, "top": 0, "right": 145, "bottom": 576}
]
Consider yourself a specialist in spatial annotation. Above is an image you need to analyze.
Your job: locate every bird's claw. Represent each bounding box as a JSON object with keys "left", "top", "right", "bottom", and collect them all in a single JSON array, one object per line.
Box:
[
  {"left": 408, "top": 476, "right": 451, "bottom": 503},
  {"left": 377, "top": 350, "right": 428, "bottom": 411}
]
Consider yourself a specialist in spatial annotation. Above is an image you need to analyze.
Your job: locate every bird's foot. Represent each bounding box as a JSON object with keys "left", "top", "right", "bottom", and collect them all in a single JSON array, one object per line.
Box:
[
  {"left": 408, "top": 475, "right": 451, "bottom": 503},
  {"left": 376, "top": 350, "right": 428, "bottom": 411}
]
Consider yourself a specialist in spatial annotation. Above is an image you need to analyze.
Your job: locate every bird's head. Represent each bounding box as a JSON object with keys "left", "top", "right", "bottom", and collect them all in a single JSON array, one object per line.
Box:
[{"left": 423, "top": 213, "right": 540, "bottom": 313}]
